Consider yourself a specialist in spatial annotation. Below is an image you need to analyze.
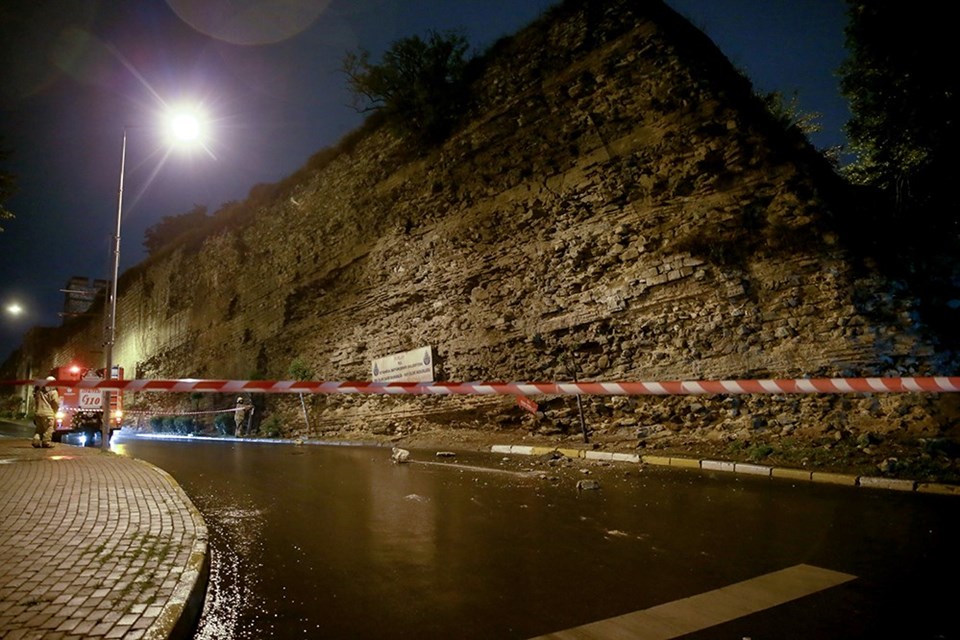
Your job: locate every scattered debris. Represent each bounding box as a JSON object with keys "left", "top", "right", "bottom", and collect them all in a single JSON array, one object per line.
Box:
[{"left": 576, "top": 479, "right": 600, "bottom": 491}]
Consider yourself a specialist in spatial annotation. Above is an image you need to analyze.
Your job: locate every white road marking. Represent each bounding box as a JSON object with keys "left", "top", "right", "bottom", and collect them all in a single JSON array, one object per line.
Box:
[{"left": 531, "top": 564, "right": 856, "bottom": 639}]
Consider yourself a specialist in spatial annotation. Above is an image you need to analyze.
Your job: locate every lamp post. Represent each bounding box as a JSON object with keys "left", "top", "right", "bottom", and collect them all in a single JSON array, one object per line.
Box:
[
  {"left": 101, "top": 110, "right": 204, "bottom": 449},
  {"left": 100, "top": 128, "right": 127, "bottom": 449}
]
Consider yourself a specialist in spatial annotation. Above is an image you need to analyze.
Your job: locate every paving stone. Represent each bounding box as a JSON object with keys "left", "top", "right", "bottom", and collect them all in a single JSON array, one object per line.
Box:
[{"left": 0, "top": 439, "right": 208, "bottom": 640}]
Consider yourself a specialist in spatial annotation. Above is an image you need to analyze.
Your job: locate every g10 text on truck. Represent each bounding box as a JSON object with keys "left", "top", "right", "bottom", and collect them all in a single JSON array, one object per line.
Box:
[{"left": 50, "top": 363, "right": 124, "bottom": 446}]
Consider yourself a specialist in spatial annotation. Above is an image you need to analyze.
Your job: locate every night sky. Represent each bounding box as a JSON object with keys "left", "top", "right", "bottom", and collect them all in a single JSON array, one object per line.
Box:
[{"left": 0, "top": 0, "right": 850, "bottom": 364}]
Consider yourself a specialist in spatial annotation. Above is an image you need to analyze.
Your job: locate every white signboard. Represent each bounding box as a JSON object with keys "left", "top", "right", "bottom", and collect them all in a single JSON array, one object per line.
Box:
[
  {"left": 78, "top": 389, "right": 103, "bottom": 410},
  {"left": 79, "top": 372, "right": 104, "bottom": 410},
  {"left": 372, "top": 346, "right": 434, "bottom": 383}
]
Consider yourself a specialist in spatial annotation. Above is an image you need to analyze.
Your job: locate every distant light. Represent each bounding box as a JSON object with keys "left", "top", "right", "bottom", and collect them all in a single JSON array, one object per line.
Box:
[{"left": 5, "top": 303, "right": 23, "bottom": 316}]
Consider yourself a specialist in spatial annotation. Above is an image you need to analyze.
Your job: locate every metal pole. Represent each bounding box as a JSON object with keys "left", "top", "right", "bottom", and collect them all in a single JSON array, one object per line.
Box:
[
  {"left": 102, "top": 128, "right": 126, "bottom": 450},
  {"left": 299, "top": 393, "right": 310, "bottom": 430},
  {"left": 566, "top": 350, "right": 589, "bottom": 443}
]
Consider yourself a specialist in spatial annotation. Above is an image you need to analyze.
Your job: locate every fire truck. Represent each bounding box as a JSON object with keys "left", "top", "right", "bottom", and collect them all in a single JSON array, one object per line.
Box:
[{"left": 49, "top": 363, "right": 124, "bottom": 446}]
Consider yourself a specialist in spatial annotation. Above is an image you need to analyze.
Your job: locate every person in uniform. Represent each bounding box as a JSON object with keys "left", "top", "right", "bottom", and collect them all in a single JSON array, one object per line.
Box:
[
  {"left": 235, "top": 396, "right": 252, "bottom": 437},
  {"left": 32, "top": 376, "right": 60, "bottom": 448}
]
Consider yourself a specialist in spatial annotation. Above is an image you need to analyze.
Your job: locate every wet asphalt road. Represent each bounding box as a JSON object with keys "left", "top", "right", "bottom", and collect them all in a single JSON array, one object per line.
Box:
[{"left": 100, "top": 432, "right": 960, "bottom": 640}]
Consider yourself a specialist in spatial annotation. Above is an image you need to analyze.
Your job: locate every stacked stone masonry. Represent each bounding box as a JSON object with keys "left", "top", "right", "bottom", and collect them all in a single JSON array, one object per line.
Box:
[{"left": 12, "top": 0, "right": 956, "bottom": 442}]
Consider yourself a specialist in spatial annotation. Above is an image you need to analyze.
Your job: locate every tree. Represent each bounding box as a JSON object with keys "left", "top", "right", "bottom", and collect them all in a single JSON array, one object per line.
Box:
[
  {"left": 838, "top": 1, "right": 959, "bottom": 240},
  {"left": 342, "top": 30, "right": 471, "bottom": 143},
  {"left": 837, "top": 1, "right": 959, "bottom": 350},
  {"left": 758, "top": 90, "right": 844, "bottom": 164},
  {"left": 288, "top": 357, "right": 315, "bottom": 382},
  {"left": 143, "top": 204, "right": 209, "bottom": 255}
]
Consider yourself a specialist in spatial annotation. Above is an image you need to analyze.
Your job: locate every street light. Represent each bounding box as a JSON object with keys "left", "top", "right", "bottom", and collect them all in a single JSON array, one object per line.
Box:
[
  {"left": 5, "top": 302, "right": 23, "bottom": 316},
  {"left": 101, "top": 109, "right": 205, "bottom": 449}
]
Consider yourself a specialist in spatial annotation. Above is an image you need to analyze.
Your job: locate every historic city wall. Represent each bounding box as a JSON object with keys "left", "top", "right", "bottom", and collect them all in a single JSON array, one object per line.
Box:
[{"left": 9, "top": 0, "right": 956, "bottom": 441}]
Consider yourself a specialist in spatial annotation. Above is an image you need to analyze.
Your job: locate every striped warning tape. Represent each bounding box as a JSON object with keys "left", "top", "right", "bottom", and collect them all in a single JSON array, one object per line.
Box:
[{"left": 5, "top": 376, "right": 960, "bottom": 395}]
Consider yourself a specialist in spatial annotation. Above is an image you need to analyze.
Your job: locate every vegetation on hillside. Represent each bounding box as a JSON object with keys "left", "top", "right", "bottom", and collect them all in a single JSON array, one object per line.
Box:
[
  {"left": 341, "top": 30, "right": 472, "bottom": 145},
  {"left": 838, "top": 0, "right": 959, "bottom": 348},
  {"left": 134, "top": 122, "right": 376, "bottom": 265},
  {"left": 840, "top": 1, "right": 957, "bottom": 237},
  {"left": 143, "top": 205, "right": 209, "bottom": 256}
]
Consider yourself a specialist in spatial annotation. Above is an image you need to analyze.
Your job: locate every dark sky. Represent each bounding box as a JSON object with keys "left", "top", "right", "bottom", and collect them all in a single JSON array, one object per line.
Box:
[{"left": 0, "top": 0, "right": 850, "bottom": 364}]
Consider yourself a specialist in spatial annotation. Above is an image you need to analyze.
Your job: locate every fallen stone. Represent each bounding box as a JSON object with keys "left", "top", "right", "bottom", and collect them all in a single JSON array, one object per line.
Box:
[{"left": 577, "top": 479, "right": 601, "bottom": 491}]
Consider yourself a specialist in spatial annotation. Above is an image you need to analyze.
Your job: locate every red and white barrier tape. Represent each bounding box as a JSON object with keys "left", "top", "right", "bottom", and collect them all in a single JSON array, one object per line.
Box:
[{"left": 8, "top": 376, "right": 960, "bottom": 395}]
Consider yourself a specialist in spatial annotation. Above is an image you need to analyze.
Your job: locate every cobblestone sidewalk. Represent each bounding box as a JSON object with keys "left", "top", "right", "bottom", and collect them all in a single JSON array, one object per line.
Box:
[{"left": 0, "top": 439, "right": 207, "bottom": 639}]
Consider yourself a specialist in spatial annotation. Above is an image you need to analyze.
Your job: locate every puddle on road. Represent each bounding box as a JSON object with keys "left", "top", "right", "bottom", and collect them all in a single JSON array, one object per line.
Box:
[{"left": 193, "top": 502, "right": 266, "bottom": 640}]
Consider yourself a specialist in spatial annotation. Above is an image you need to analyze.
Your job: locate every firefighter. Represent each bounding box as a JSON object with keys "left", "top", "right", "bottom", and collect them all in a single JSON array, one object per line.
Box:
[
  {"left": 235, "top": 396, "right": 252, "bottom": 437},
  {"left": 32, "top": 376, "right": 60, "bottom": 448}
]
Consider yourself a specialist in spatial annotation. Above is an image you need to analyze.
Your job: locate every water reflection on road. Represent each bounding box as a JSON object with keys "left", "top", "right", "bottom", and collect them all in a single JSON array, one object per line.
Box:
[
  {"left": 115, "top": 438, "right": 269, "bottom": 638},
  {"left": 111, "top": 434, "right": 960, "bottom": 640},
  {"left": 115, "top": 436, "right": 672, "bottom": 638}
]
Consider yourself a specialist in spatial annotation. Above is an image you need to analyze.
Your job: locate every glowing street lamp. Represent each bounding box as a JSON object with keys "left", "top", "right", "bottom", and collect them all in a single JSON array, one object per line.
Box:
[
  {"left": 169, "top": 111, "right": 202, "bottom": 143},
  {"left": 5, "top": 302, "right": 23, "bottom": 316},
  {"left": 101, "top": 108, "right": 205, "bottom": 449}
]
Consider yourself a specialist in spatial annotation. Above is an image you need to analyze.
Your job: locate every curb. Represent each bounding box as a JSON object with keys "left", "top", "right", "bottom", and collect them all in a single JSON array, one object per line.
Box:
[
  {"left": 139, "top": 463, "right": 210, "bottom": 640},
  {"left": 491, "top": 445, "right": 959, "bottom": 496}
]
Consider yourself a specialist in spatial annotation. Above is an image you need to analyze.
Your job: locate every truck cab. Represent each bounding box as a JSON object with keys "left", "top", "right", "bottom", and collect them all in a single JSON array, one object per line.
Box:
[{"left": 51, "top": 363, "right": 124, "bottom": 446}]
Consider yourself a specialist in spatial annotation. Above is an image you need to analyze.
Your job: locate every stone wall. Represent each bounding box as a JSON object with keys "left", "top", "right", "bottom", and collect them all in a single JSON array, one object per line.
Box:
[{"left": 9, "top": 0, "right": 956, "bottom": 440}]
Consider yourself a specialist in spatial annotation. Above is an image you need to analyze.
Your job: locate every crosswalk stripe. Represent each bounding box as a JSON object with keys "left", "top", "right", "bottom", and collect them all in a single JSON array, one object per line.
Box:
[{"left": 531, "top": 564, "right": 856, "bottom": 639}]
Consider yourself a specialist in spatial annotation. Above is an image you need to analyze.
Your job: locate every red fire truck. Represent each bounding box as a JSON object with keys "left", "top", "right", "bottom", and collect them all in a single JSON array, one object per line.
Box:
[{"left": 49, "top": 363, "right": 124, "bottom": 446}]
